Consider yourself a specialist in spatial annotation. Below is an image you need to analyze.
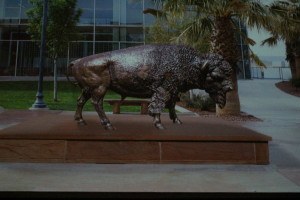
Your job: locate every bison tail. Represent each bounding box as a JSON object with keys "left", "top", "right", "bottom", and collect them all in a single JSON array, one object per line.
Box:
[{"left": 65, "top": 62, "right": 79, "bottom": 87}]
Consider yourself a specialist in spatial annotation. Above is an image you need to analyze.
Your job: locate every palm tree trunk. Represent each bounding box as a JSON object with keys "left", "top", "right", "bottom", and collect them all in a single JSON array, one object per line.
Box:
[
  {"left": 289, "top": 59, "right": 297, "bottom": 79},
  {"left": 210, "top": 17, "right": 241, "bottom": 116},
  {"left": 53, "top": 55, "right": 58, "bottom": 102},
  {"left": 295, "top": 57, "right": 300, "bottom": 79},
  {"left": 216, "top": 65, "right": 240, "bottom": 115},
  {"left": 286, "top": 41, "right": 297, "bottom": 79}
]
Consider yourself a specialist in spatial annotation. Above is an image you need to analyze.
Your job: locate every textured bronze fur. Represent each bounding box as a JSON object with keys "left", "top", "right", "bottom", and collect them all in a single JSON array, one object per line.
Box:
[{"left": 70, "top": 44, "right": 233, "bottom": 130}]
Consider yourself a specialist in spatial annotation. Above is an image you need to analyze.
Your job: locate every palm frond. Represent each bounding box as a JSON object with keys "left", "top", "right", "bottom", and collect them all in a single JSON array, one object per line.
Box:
[
  {"left": 142, "top": 8, "right": 166, "bottom": 19},
  {"left": 229, "top": 18, "right": 256, "bottom": 46},
  {"left": 261, "top": 36, "right": 279, "bottom": 46},
  {"left": 249, "top": 48, "right": 267, "bottom": 68},
  {"left": 170, "top": 15, "right": 213, "bottom": 45},
  {"left": 244, "top": 37, "right": 256, "bottom": 46}
]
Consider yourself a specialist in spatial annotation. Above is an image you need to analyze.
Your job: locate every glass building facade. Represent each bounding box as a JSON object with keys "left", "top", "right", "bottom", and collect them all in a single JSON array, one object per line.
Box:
[
  {"left": 0, "top": 0, "right": 250, "bottom": 79},
  {"left": 236, "top": 19, "right": 251, "bottom": 79},
  {"left": 0, "top": 0, "right": 155, "bottom": 76}
]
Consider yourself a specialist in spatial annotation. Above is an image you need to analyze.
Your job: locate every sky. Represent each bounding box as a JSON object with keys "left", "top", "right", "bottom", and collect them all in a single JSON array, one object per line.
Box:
[
  {"left": 247, "top": 0, "right": 286, "bottom": 64},
  {"left": 248, "top": 27, "right": 285, "bottom": 59}
]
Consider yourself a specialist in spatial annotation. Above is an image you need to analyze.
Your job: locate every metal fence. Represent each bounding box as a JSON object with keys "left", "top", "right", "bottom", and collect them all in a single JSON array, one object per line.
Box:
[
  {"left": 0, "top": 40, "right": 144, "bottom": 77},
  {"left": 251, "top": 66, "right": 292, "bottom": 81}
]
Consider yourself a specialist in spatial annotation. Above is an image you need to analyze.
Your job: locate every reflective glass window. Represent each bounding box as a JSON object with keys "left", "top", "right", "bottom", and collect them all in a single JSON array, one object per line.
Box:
[
  {"left": 77, "top": 0, "right": 94, "bottom": 25},
  {"left": 95, "top": 0, "right": 119, "bottom": 25},
  {"left": 120, "top": 27, "right": 143, "bottom": 42},
  {"left": 144, "top": 0, "right": 156, "bottom": 26},
  {"left": 0, "top": 26, "right": 31, "bottom": 40},
  {"left": 95, "top": 27, "right": 119, "bottom": 41},
  {"left": 69, "top": 41, "right": 94, "bottom": 58},
  {"left": 20, "top": 0, "right": 33, "bottom": 24},
  {"left": 4, "top": 0, "right": 19, "bottom": 7},
  {"left": 4, "top": 8, "right": 19, "bottom": 18},
  {"left": 0, "top": 0, "right": 20, "bottom": 24},
  {"left": 77, "top": 26, "right": 94, "bottom": 41},
  {"left": 120, "top": 0, "right": 143, "bottom": 25},
  {"left": 95, "top": 42, "right": 119, "bottom": 53}
]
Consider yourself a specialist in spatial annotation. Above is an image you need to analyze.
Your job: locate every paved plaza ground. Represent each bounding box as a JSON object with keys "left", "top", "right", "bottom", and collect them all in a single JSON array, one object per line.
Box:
[{"left": 0, "top": 79, "right": 299, "bottom": 197}]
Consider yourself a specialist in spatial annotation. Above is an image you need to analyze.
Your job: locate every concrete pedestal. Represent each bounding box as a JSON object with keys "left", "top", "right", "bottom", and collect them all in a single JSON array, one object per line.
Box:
[{"left": 0, "top": 113, "right": 271, "bottom": 164}]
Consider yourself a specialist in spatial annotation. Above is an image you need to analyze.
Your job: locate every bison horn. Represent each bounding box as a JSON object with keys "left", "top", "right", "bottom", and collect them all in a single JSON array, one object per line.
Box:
[{"left": 201, "top": 61, "right": 209, "bottom": 71}]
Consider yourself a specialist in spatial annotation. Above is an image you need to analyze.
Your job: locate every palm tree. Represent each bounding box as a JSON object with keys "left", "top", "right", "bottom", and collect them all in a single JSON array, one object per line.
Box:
[
  {"left": 262, "top": 0, "right": 300, "bottom": 80},
  {"left": 148, "top": 0, "right": 269, "bottom": 116},
  {"left": 143, "top": 9, "right": 210, "bottom": 53}
]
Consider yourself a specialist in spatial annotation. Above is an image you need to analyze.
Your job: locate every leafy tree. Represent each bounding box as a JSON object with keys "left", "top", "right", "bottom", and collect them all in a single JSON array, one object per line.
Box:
[
  {"left": 262, "top": 0, "right": 300, "bottom": 80},
  {"left": 27, "top": 0, "right": 82, "bottom": 101},
  {"left": 147, "top": 0, "right": 269, "bottom": 116}
]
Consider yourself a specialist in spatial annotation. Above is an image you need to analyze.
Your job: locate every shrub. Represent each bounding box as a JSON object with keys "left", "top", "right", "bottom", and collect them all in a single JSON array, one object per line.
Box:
[{"left": 181, "top": 93, "right": 215, "bottom": 111}]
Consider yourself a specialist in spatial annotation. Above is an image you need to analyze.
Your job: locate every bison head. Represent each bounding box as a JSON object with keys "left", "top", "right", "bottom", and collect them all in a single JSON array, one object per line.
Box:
[{"left": 200, "top": 54, "right": 233, "bottom": 109}]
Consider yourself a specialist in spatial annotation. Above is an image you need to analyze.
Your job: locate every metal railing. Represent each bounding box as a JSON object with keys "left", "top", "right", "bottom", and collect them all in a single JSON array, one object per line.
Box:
[
  {"left": 251, "top": 66, "right": 292, "bottom": 81},
  {"left": 0, "top": 40, "right": 144, "bottom": 77}
]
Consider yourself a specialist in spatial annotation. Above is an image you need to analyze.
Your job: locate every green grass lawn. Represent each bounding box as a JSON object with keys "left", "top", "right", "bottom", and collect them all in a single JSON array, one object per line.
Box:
[{"left": 0, "top": 81, "right": 143, "bottom": 112}]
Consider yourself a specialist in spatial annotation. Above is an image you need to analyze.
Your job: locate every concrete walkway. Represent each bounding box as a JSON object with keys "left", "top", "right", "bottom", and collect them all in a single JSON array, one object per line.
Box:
[
  {"left": 239, "top": 80, "right": 300, "bottom": 168},
  {"left": 238, "top": 79, "right": 300, "bottom": 194},
  {"left": 0, "top": 79, "right": 300, "bottom": 196}
]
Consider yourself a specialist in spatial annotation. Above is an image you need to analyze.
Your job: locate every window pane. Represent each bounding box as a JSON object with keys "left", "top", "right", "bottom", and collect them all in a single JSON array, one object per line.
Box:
[
  {"left": 0, "top": 40, "right": 16, "bottom": 76},
  {"left": 95, "top": 27, "right": 119, "bottom": 41},
  {"left": 69, "top": 41, "right": 94, "bottom": 58},
  {"left": 144, "top": 0, "right": 156, "bottom": 26},
  {"left": 4, "top": 0, "right": 19, "bottom": 7},
  {"left": 0, "top": 25, "right": 31, "bottom": 41},
  {"left": 20, "top": 0, "right": 33, "bottom": 24},
  {"left": 0, "top": 0, "right": 20, "bottom": 22},
  {"left": 77, "top": 26, "right": 94, "bottom": 41},
  {"left": 80, "top": 9, "right": 94, "bottom": 25},
  {"left": 77, "top": 0, "right": 93, "bottom": 9},
  {"left": 95, "top": 42, "right": 119, "bottom": 53},
  {"left": 120, "top": 0, "right": 143, "bottom": 25},
  {"left": 120, "top": 27, "right": 143, "bottom": 42},
  {"left": 4, "top": 7, "right": 19, "bottom": 18},
  {"left": 95, "top": 0, "right": 119, "bottom": 25},
  {"left": 77, "top": 0, "right": 94, "bottom": 25}
]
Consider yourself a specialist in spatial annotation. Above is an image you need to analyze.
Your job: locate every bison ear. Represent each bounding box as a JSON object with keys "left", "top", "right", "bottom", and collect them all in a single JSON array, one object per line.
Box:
[{"left": 201, "top": 60, "right": 209, "bottom": 71}]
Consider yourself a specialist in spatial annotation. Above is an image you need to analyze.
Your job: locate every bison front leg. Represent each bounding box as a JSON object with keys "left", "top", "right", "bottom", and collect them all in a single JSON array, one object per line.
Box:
[
  {"left": 149, "top": 87, "right": 171, "bottom": 130},
  {"left": 91, "top": 86, "right": 114, "bottom": 130},
  {"left": 74, "top": 89, "right": 91, "bottom": 125},
  {"left": 166, "top": 99, "right": 182, "bottom": 125}
]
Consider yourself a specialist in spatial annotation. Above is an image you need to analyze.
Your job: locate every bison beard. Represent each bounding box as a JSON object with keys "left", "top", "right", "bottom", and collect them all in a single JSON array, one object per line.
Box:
[{"left": 70, "top": 44, "right": 233, "bottom": 130}]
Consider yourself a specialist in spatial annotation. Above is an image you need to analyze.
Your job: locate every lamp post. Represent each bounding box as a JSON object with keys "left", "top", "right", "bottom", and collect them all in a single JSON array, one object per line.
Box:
[{"left": 31, "top": 0, "right": 48, "bottom": 109}]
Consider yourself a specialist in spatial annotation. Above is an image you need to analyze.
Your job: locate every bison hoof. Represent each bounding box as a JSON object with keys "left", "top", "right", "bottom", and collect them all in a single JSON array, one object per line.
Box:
[
  {"left": 77, "top": 119, "right": 87, "bottom": 125},
  {"left": 173, "top": 118, "right": 182, "bottom": 124},
  {"left": 105, "top": 124, "right": 115, "bottom": 130},
  {"left": 155, "top": 123, "right": 165, "bottom": 130}
]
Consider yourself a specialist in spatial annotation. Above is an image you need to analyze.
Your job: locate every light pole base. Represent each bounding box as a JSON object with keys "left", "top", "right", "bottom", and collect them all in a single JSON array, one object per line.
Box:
[
  {"left": 29, "top": 106, "right": 49, "bottom": 110},
  {"left": 30, "top": 95, "right": 48, "bottom": 110}
]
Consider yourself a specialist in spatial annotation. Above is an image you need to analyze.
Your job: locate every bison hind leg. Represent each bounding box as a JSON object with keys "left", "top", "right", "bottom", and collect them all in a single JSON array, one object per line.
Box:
[
  {"left": 91, "top": 86, "right": 114, "bottom": 130},
  {"left": 74, "top": 89, "right": 91, "bottom": 125},
  {"left": 149, "top": 87, "right": 174, "bottom": 130},
  {"left": 166, "top": 100, "right": 182, "bottom": 125}
]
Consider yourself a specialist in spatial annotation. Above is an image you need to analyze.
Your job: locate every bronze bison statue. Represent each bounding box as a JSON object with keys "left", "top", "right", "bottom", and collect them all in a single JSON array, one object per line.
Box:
[{"left": 69, "top": 44, "right": 233, "bottom": 130}]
